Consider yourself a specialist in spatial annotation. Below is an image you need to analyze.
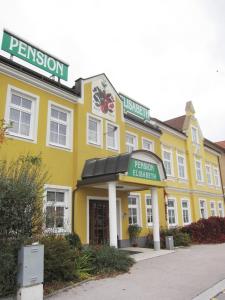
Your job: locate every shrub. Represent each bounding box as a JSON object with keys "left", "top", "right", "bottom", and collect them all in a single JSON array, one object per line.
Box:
[
  {"left": 128, "top": 224, "right": 142, "bottom": 246},
  {"left": 146, "top": 227, "right": 191, "bottom": 248},
  {"left": 182, "top": 217, "right": 225, "bottom": 244},
  {"left": 83, "top": 245, "right": 134, "bottom": 275},
  {"left": 65, "top": 233, "right": 82, "bottom": 250},
  {"left": 73, "top": 250, "right": 94, "bottom": 280},
  {"left": 40, "top": 235, "right": 75, "bottom": 283}
]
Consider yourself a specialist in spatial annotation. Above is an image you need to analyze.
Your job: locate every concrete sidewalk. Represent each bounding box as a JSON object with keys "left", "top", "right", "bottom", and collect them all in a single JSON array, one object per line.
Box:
[{"left": 48, "top": 244, "right": 225, "bottom": 300}]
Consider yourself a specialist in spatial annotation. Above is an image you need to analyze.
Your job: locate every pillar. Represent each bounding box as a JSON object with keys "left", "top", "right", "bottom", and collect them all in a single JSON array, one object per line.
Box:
[
  {"left": 108, "top": 181, "right": 117, "bottom": 248},
  {"left": 152, "top": 187, "right": 160, "bottom": 251}
]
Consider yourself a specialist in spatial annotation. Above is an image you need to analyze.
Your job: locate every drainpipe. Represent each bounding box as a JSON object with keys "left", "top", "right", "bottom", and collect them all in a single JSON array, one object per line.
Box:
[
  {"left": 217, "top": 156, "right": 225, "bottom": 202},
  {"left": 72, "top": 186, "right": 79, "bottom": 234}
]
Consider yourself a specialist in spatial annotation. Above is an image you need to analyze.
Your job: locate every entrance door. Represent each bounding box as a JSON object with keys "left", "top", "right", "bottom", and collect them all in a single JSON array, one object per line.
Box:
[{"left": 89, "top": 200, "right": 109, "bottom": 245}]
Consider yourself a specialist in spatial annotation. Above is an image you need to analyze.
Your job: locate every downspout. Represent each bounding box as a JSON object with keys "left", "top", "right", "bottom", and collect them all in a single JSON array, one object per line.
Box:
[
  {"left": 217, "top": 156, "right": 225, "bottom": 202},
  {"left": 72, "top": 185, "right": 79, "bottom": 234}
]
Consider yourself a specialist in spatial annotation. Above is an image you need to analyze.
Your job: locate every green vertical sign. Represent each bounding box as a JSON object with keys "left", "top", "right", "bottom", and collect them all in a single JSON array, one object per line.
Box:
[
  {"left": 1, "top": 30, "right": 69, "bottom": 81},
  {"left": 119, "top": 93, "right": 150, "bottom": 121},
  {"left": 128, "top": 158, "right": 160, "bottom": 181}
]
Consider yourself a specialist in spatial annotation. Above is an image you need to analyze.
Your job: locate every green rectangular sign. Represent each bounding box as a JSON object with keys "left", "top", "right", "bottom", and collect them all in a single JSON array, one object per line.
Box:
[
  {"left": 119, "top": 93, "right": 150, "bottom": 121},
  {"left": 128, "top": 158, "right": 160, "bottom": 181},
  {"left": 1, "top": 30, "right": 68, "bottom": 81}
]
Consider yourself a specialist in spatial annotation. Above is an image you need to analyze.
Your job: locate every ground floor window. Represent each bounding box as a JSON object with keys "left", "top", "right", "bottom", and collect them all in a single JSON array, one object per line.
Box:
[
  {"left": 167, "top": 198, "right": 177, "bottom": 226},
  {"left": 210, "top": 201, "right": 217, "bottom": 216},
  {"left": 128, "top": 195, "right": 140, "bottom": 225},
  {"left": 146, "top": 194, "right": 153, "bottom": 226},
  {"left": 181, "top": 199, "right": 191, "bottom": 225},
  {"left": 45, "top": 185, "right": 71, "bottom": 233},
  {"left": 218, "top": 201, "right": 224, "bottom": 217},
  {"left": 199, "top": 199, "right": 207, "bottom": 219}
]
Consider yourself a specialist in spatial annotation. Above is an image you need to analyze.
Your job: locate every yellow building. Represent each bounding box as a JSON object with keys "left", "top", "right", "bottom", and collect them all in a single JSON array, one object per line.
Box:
[{"left": 0, "top": 37, "right": 224, "bottom": 249}]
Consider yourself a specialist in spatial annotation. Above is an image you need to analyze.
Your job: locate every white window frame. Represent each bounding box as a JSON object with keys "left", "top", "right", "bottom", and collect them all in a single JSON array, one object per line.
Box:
[
  {"left": 128, "top": 194, "right": 141, "bottom": 226},
  {"left": 46, "top": 101, "right": 73, "bottom": 151},
  {"left": 205, "top": 163, "right": 212, "bottom": 186},
  {"left": 105, "top": 121, "right": 120, "bottom": 151},
  {"left": 191, "top": 126, "right": 199, "bottom": 144},
  {"left": 167, "top": 198, "right": 178, "bottom": 227},
  {"left": 181, "top": 199, "right": 191, "bottom": 225},
  {"left": 210, "top": 201, "right": 217, "bottom": 217},
  {"left": 145, "top": 194, "right": 153, "bottom": 227},
  {"left": 5, "top": 85, "right": 39, "bottom": 143},
  {"left": 44, "top": 184, "right": 72, "bottom": 234},
  {"left": 142, "top": 137, "right": 154, "bottom": 152},
  {"left": 218, "top": 201, "right": 224, "bottom": 217},
  {"left": 126, "top": 131, "right": 138, "bottom": 153},
  {"left": 86, "top": 113, "right": 103, "bottom": 148},
  {"left": 199, "top": 199, "right": 208, "bottom": 219},
  {"left": 162, "top": 146, "right": 174, "bottom": 177},
  {"left": 213, "top": 166, "right": 221, "bottom": 187},
  {"left": 195, "top": 158, "right": 204, "bottom": 183},
  {"left": 177, "top": 151, "right": 187, "bottom": 180}
]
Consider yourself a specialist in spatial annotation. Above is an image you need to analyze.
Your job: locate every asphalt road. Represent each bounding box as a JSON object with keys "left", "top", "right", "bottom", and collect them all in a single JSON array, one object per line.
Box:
[{"left": 49, "top": 244, "right": 225, "bottom": 300}]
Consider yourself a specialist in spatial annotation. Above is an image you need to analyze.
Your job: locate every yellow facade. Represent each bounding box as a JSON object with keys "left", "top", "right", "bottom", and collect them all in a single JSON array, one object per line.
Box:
[{"left": 0, "top": 55, "right": 224, "bottom": 247}]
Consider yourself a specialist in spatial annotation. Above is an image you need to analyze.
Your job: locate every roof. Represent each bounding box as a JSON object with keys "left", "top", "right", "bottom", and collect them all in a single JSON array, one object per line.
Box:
[
  {"left": 164, "top": 115, "right": 186, "bottom": 132},
  {"left": 0, "top": 55, "right": 79, "bottom": 96},
  {"left": 151, "top": 117, "right": 186, "bottom": 136},
  {"left": 204, "top": 138, "right": 224, "bottom": 154},
  {"left": 215, "top": 141, "right": 225, "bottom": 149},
  {"left": 125, "top": 114, "right": 162, "bottom": 134}
]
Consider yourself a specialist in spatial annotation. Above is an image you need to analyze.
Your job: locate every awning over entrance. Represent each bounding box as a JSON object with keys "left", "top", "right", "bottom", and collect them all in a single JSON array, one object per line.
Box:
[{"left": 77, "top": 150, "right": 167, "bottom": 190}]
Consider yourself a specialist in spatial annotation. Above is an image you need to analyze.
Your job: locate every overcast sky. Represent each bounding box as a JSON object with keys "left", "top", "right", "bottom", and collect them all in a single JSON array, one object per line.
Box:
[{"left": 0, "top": 0, "right": 225, "bottom": 142}]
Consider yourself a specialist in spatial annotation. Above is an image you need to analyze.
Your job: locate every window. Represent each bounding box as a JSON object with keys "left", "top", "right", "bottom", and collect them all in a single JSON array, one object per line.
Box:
[
  {"left": 199, "top": 200, "right": 207, "bottom": 219},
  {"left": 163, "top": 148, "right": 173, "bottom": 176},
  {"left": 45, "top": 186, "right": 71, "bottom": 233},
  {"left": 177, "top": 152, "right": 186, "bottom": 179},
  {"left": 205, "top": 164, "right": 212, "bottom": 185},
  {"left": 146, "top": 195, "right": 153, "bottom": 226},
  {"left": 87, "top": 115, "right": 102, "bottom": 146},
  {"left": 126, "top": 132, "right": 137, "bottom": 153},
  {"left": 195, "top": 159, "right": 203, "bottom": 182},
  {"left": 6, "top": 86, "right": 39, "bottom": 141},
  {"left": 191, "top": 126, "right": 199, "bottom": 144},
  {"left": 210, "top": 201, "right": 216, "bottom": 216},
  {"left": 213, "top": 167, "right": 221, "bottom": 187},
  {"left": 106, "top": 122, "right": 119, "bottom": 151},
  {"left": 128, "top": 195, "right": 140, "bottom": 225},
  {"left": 181, "top": 200, "right": 191, "bottom": 225},
  {"left": 167, "top": 199, "right": 177, "bottom": 226},
  {"left": 142, "top": 138, "right": 154, "bottom": 152},
  {"left": 218, "top": 202, "right": 224, "bottom": 217}
]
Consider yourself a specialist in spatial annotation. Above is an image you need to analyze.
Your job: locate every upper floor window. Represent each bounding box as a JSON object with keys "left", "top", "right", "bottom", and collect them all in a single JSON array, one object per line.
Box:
[
  {"left": 87, "top": 115, "right": 102, "bottom": 147},
  {"left": 177, "top": 152, "right": 187, "bottom": 179},
  {"left": 146, "top": 195, "right": 153, "bottom": 226},
  {"left": 47, "top": 102, "right": 73, "bottom": 150},
  {"left": 163, "top": 148, "right": 173, "bottom": 176},
  {"left": 142, "top": 138, "right": 154, "bottom": 152},
  {"left": 205, "top": 164, "right": 212, "bottom": 185},
  {"left": 6, "top": 86, "right": 39, "bottom": 142},
  {"left": 126, "top": 132, "right": 137, "bottom": 153},
  {"left": 128, "top": 195, "right": 140, "bottom": 225},
  {"left": 106, "top": 122, "right": 119, "bottom": 151},
  {"left": 199, "top": 200, "right": 207, "bottom": 219},
  {"left": 210, "top": 201, "right": 216, "bottom": 216},
  {"left": 181, "top": 199, "right": 191, "bottom": 225},
  {"left": 167, "top": 198, "right": 177, "bottom": 226},
  {"left": 191, "top": 126, "right": 199, "bottom": 144},
  {"left": 218, "top": 202, "right": 224, "bottom": 217},
  {"left": 213, "top": 167, "right": 221, "bottom": 187},
  {"left": 45, "top": 186, "right": 71, "bottom": 233},
  {"left": 195, "top": 159, "right": 203, "bottom": 182}
]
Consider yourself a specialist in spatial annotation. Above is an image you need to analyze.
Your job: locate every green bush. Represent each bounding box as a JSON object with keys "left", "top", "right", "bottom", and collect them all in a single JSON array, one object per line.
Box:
[
  {"left": 65, "top": 233, "right": 82, "bottom": 250},
  {"left": 128, "top": 224, "right": 142, "bottom": 246},
  {"left": 83, "top": 245, "right": 134, "bottom": 274},
  {"left": 146, "top": 227, "right": 191, "bottom": 248},
  {"left": 40, "top": 235, "right": 75, "bottom": 283},
  {"left": 73, "top": 250, "right": 94, "bottom": 280}
]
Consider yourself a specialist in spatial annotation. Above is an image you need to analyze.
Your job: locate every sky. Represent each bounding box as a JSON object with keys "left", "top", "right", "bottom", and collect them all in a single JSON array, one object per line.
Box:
[{"left": 0, "top": 0, "right": 225, "bottom": 142}]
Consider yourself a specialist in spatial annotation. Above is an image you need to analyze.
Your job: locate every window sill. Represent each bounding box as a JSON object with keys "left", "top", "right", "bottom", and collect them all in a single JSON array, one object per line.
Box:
[
  {"left": 87, "top": 141, "right": 102, "bottom": 149},
  {"left": 47, "top": 142, "right": 72, "bottom": 152},
  {"left": 106, "top": 146, "right": 119, "bottom": 152},
  {"left": 6, "top": 133, "right": 36, "bottom": 143}
]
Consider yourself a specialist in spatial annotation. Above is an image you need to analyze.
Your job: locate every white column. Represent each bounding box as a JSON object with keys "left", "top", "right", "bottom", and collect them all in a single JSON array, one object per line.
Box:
[
  {"left": 108, "top": 181, "right": 117, "bottom": 248},
  {"left": 152, "top": 187, "right": 160, "bottom": 251}
]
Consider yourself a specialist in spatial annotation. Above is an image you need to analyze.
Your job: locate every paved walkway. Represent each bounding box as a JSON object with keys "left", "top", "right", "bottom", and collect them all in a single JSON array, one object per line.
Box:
[{"left": 49, "top": 244, "right": 225, "bottom": 300}]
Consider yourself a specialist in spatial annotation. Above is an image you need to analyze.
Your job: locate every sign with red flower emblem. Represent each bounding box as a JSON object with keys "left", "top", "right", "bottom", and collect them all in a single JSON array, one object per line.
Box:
[{"left": 92, "top": 79, "right": 115, "bottom": 121}]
